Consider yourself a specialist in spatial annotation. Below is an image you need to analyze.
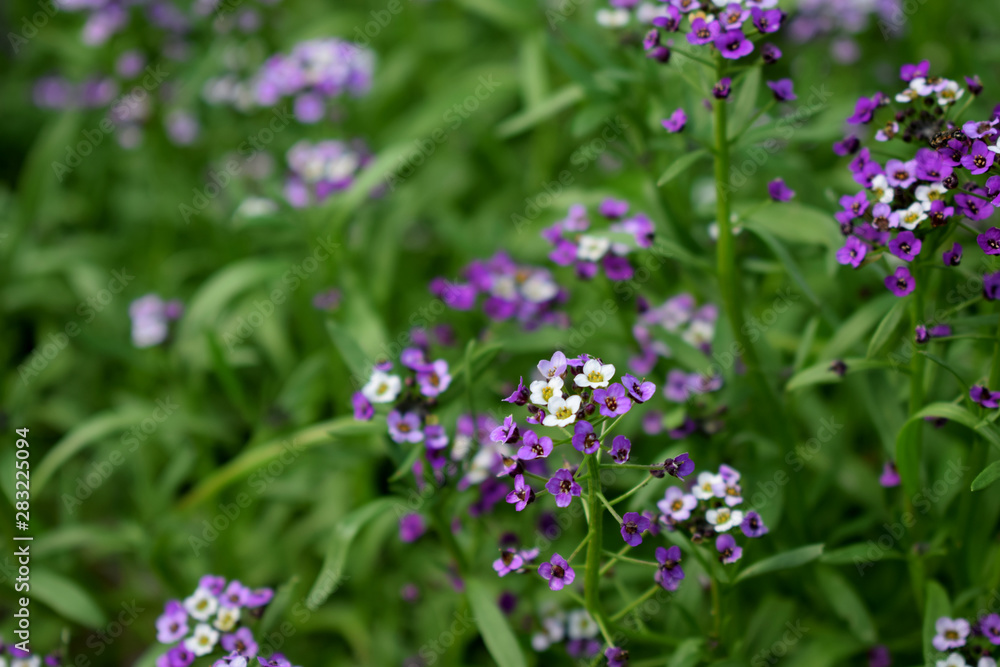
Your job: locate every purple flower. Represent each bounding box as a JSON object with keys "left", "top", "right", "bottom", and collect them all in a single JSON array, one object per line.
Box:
[
  {"left": 915, "top": 148, "right": 952, "bottom": 182},
  {"left": 538, "top": 351, "right": 567, "bottom": 379},
  {"left": 927, "top": 200, "right": 954, "bottom": 227},
  {"left": 352, "top": 392, "right": 374, "bottom": 421},
  {"left": 665, "top": 369, "right": 691, "bottom": 402},
  {"left": 388, "top": 411, "right": 424, "bottom": 444},
  {"left": 761, "top": 43, "right": 782, "bottom": 63},
  {"left": 164, "top": 646, "right": 196, "bottom": 667},
  {"left": 884, "top": 267, "right": 915, "bottom": 297},
  {"left": 610, "top": 435, "right": 631, "bottom": 463},
  {"left": 836, "top": 236, "right": 867, "bottom": 268},
  {"left": 545, "top": 469, "right": 582, "bottom": 508},
  {"left": 718, "top": 3, "right": 749, "bottom": 28},
  {"left": 956, "top": 192, "right": 993, "bottom": 221},
  {"left": 654, "top": 546, "right": 685, "bottom": 590},
  {"left": 847, "top": 96, "right": 879, "bottom": 125},
  {"left": 888, "top": 231, "right": 921, "bottom": 262},
  {"left": 605, "top": 647, "right": 630, "bottom": 667},
  {"left": 503, "top": 376, "right": 529, "bottom": 405},
  {"left": 884, "top": 159, "right": 916, "bottom": 188},
  {"left": 915, "top": 325, "right": 930, "bottom": 345},
  {"left": 593, "top": 383, "right": 632, "bottom": 418},
  {"left": 687, "top": 17, "right": 721, "bottom": 45},
  {"left": 963, "top": 118, "right": 998, "bottom": 140},
  {"left": 156, "top": 601, "right": 189, "bottom": 643},
  {"left": 768, "top": 178, "right": 795, "bottom": 201},
  {"left": 930, "top": 325, "right": 952, "bottom": 338},
  {"left": 417, "top": 359, "right": 452, "bottom": 397},
  {"left": 600, "top": 199, "right": 630, "bottom": 219},
  {"left": 943, "top": 243, "right": 963, "bottom": 266},
  {"left": 716, "top": 534, "right": 743, "bottom": 563},
  {"left": 505, "top": 474, "right": 535, "bottom": 511},
  {"left": 663, "top": 452, "right": 695, "bottom": 480},
  {"left": 833, "top": 135, "right": 860, "bottom": 156},
  {"left": 399, "top": 514, "right": 425, "bottom": 543},
  {"left": 571, "top": 420, "right": 601, "bottom": 454},
  {"left": 962, "top": 140, "right": 995, "bottom": 175},
  {"left": 661, "top": 108, "right": 687, "bottom": 133},
  {"left": 981, "top": 613, "right": 1000, "bottom": 645},
  {"left": 713, "top": 77, "right": 732, "bottom": 99},
  {"left": 979, "top": 228, "right": 1000, "bottom": 255},
  {"left": 652, "top": 5, "right": 681, "bottom": 31},
  {"left": 868, "top": 645, "right": 891, "bottom": 667},
  {"left": 245, "top": 587, "right": 274, "bottom": 608},
  {"left": 493, "top": 549, "right": 524, "bottom": 577},
  {"left": 491, "top": 415, "right": 520, "bottom": 444},
  {"left": 932, "top": 617, "right": 970, "bottom": 651},
  {"left": 517, "top": 430, "right": 553, "bottom": 460},
  {"left": 620, "top": 512, "right": 651, "bottom": 546},
  {"left": 751, "top": 7, "right": 782, "bottom": 32},
  {"left": 971, "top": 385, "right": 1000, "bottom": 409},
  {"left": 658, "top": 486, "right": 696, "bottom": 521},
  {"left": 622, "top": 373, "right": 655, "bottom": 402},
  {"left": 900, "top": 60, "right": 929, "bottom": 82},
  {"left": 766, "top": 78, "right": 795, "bottom": 101},
  {"left": 987, "top": 272, "right": 1000, "bottom": 301},
  {"left": 715, "top": 30, "right": 754, "bottom": 59},
  {"left": 221, "top": 580, "right": 250, "bottom": 608},
  {"left": 740, "top": 511, "right": 769, "bottom": 538},
  {"left": 879, "top": 461, "right": 900, "bottom": 488},
  {"left": 221, "top": 627, "right": 259, "bottom": 658},
  {"left": 538, "top": 553, "right": 575, "bottom": 591}
]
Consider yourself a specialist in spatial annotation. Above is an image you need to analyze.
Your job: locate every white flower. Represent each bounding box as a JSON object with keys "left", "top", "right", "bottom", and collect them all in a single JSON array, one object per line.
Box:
[
  {"left": 596, "top": 8, "right": 629, "bottom": 27},
  {"left": 213, "top": 605, "right": 240, "bottom": 631},
  {"left": 543, "top": 395, "right": 582, "bottom": 428},
  {"left": 361, "top": 370, "right": 402, "bottom": 404},
  {"left": 979, "top": 658, "right": 997, "bottom": 667},
  {"left": 937, "top": 80, "right": 964, "bottom": 106},
  {"left": 936, "top": 654, "right": 968, "bottom": 667},
  {"left": 577, "top": 235, "right": 611, "bottom": 261},
  {"left": 11, "top": 657, "right": 40, "bottom": 667},
  {"left": 692, "top": 472, "right": 724, "bottom": 500},
  {"left": 915, "top": 183, "right": 947, "bottom": 209},
  {"left": 531, "top": 633, "right": 553, "bottom": 651},
  {"left": 529, "top": 377, "right": 564, "bottom": 407},
  {"left": 893, "top": 202, "right": 927, "bottom": 230},
  {"left": 636, "top": 2, "right": 669, "bottom": 23},
  {"left": 451, "top": 432, "right": 473, "bottom": 460},
  {"left": 183, "top": 587, "right": 219, "bottom": 621},
  {"left": 895, "top": 86, "right": 919, "bottom": 104},
  {"left": 185, "top": 623, "right": 220, "bottom": 656},
  {"left": 235, "top": 197, "right": 278, "bottom": 218},
  {"left": 682, "top": 320, "right": 715, "bottom": 348},
  {"left": 869, "top": 175, "right": 895, "bottom": 204},
  {"left": 574, "top": 359, "right": 615, "bottom": 389},
  {"left": 567, "top": 609, "right": 599, "bottom": 639},
  {"left": 706, "top": 507, "right": 744, "bottom": 532},
  {"left": 520, "top": 274, "right": 559, "bottom": 303}
]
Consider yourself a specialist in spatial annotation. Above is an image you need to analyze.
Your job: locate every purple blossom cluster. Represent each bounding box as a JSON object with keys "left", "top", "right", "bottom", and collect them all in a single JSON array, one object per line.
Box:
[
  {"left": 53, "top": 0, "right": 191, "bottom": 47},
  {"left": 0, "top": 642, "right": 62, "bottom": 666},
  {"left": 832, "top": 62, "right": 999, "bottom": 297},
  {"left": 283, "top": 139, "right": 372, "bottom": 208},
  {"left": 154, "top": 575, "right": 282, "bottom": 667},
  {"left": 250, "top": 39, "right": 374, "bottom": 123},
  {"left": 352, "top": 349, "right": 453, "bottom": 448},
  {"left": 130, "top": 294, "right": 184, "bottom": 348},
  {"left": 598, "top": 0, "right": 785, "bottom": 64},
  {"left": 930, "top": 614, "right": 1000, "bottom": 667},
  {"left": 428, "top": 252, "right": 569, "bottom": 330},
  {"left": 543, "top": 201, "right": 654, "bottom": 282}
]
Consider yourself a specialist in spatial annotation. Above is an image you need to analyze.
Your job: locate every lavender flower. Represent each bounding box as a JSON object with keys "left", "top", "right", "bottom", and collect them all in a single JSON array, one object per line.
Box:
[
  {"left": 610, "top": 436, "right": 631, "bottom": 463},
  {"left": 885, "top": 267, "right": 915, "bottom": 297},
  {"left": 620, "top": 512, "right": 650, "bottom": 547},
  {"left": 661, "top": 108, "right": 687, "bottom": 133},
  {"left": 716, "top": 534, "right": 743, "bottom": 563},
  {"left": 538, "top": 553, "right": 575, "bottom": 591},
  {"left": 932, "top": 617, "right": 970, "bottom": 651},
  {"left": 768, "top": 178, "right": 795, "bottom": 202},
  {"left": 506, "top": 474, "right": 535, "bottom": 511},
  {"left": 545, "top": 469, "right": 582, "bottom": 508},
  {"left": 654, "top": 546, "right": 684, "bottom": 590}
]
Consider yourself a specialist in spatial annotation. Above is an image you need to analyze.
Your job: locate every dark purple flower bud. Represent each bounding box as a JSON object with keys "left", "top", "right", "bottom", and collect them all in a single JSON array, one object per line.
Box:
[
  {"left": 761, "top": 43, "right": 781, "bottom": 64},
  {"left": 943, "top": 242, "right": 962, "bottom": 266},
  {"left": 914, "top": 325, "right": 929, "bottom": 345},
  {"left": 966, "top": 75, "right": 984, "bottom": 96},
  {"left": 833, "top": 135, "right": 860, "bottom": 156},
  {"left": 829, "top": 359, "right": 847, "bottom": 376},
  {"left": 713, "top": 77, "right": 732, "bottom": 100},
  {"left": 768, "top": 178, "right": 795, "bottom": 201},
  {"left": 663, "top": 452, "right": 695, "bottom": 480},
  {"left": 767, "top": 79, "right": 796, "bottom": 102}
]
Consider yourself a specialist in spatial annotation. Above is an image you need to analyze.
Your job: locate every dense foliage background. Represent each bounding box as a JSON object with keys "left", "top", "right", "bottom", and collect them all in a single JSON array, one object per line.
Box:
[{"left": 3, "top": 0, "right": 1000, "bottom": 665}]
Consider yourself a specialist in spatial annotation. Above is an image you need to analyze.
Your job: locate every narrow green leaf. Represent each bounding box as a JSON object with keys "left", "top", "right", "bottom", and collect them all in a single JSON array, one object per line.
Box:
[
  {"left": 735, "top": 543, "right": 824, "bottom": 583},
  {"left": 29, "top": 568, "right": 107, "bottom": 628},
  {"left": 972, "top": 460, "right": 1000, "bottom": 491},
  {"left": 259, "top": 576, "right": 300, "bottom": 635},
  {"left": 785, "top": 357, "right": 902, "bottom": 392},
  {"left": 326, "top": 319, "right": 373, "bottom": 386},
  {"left": 496, "top": 85, "right": 585, "bottom": 138},
  {"left": 306, "top": 497, "right": 402, "bottom": 610},
  {"left": 821, "top": 293, "right": 899, "bottom": 359},
  {"left": 923, "top": 580, "right": 950, "bottom": 666},
  {"left": 657, "top": 149, "right": 710, "bottom": 186},
  {"left": 816, "top": 566, "right": 877, "bottom": 644},
  {"left": 820, "top": 542, "right": 904, "bottom": 565},
  {"left": 729, "top": 67, "right": 761, "bottom": 140},
  {"left": 466, "top": 578, "right": 528, "bottom": 667},
  {"left": 867, "top": 298, "right": 909, "bottom": 359},
  {"left": 745, "top": 203, "right": 843, "bottom": 248},
  {"left": 668, "top": 637, "right": 705, "bottom": 667}
]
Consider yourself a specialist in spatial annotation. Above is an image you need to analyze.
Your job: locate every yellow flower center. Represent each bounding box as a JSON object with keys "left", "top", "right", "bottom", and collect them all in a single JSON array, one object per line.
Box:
[
  {"left": 555, "top": 406, "right": 573, "bottom": 419},
  {"left": 587, "top": 370, "right": 604, "bottom": 383},
  {"left": 542, "top": 386, "right": 554, "bottom": 401}
]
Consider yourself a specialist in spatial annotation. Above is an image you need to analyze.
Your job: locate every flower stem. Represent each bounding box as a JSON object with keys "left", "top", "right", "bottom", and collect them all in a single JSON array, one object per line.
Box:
[
  {"left": 990, "top": 311, "right": 1000, "bottom": 388},
  {"left": 608, "top": 475, "right": 654, "bottom": 506},
  {"left": 611, "top": 584, "right": 662, "bottom": 623},
  {"left": 597, "top": 491, "right": 623, "bottom": 522},
  {"left": 600, "top": 549, "right": 658, "bottom": 567},
  {"left": 584, "top": 452, "right": 609, "bottom": 633}
]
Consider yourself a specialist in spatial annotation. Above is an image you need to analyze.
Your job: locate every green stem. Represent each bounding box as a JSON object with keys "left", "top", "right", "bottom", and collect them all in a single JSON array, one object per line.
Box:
[
  {"left": 584, "top": 452, "right": 607, "bottom": 628},
  {"left": 597, "top": 492, "right": 623, "bottom": 522},
  {"left": 610, "top": 584, "right": 661, "bottom": 622},
  {"left": 990, "top": 312, "right": 1000, "bottom": 388},
  {"left": 601, "top": 549, "right": 658, "bottom": 567},
  {"left": 608, "top": 475, "right": 654, "bottom": 506}
]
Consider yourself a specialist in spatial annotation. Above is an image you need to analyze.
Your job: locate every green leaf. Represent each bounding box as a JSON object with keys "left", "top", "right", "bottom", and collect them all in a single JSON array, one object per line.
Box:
[
  {"left": 923, "top": 580, "right": 950, "bottom": 666},
  {"left": 735, "top": 543, "right": 824, "bottom": 583},
  {"left": 744, "top": 203, "right": 843, "bottom": 248},
  {"left": 258, "top": 576, "right": 300, "bottom": 635},
  {"left": 30, "top": 567, "right": 107, "bottom": 628},
  {"left": 466, "top": 578, "right": 528, "bottom": 667},
  {"left": 306, "top": 497, "right": 402, "bottom": 610},
  {"left": 816, "top": 566, "right": 877, "bottom": 644},
  {"left": 729, "top": 67, "right": 761, "bottom": 140},
  {"left": 917, "top": 351, "right": 969, "bottom": 389},
  {"left": 820, "top": 542, "right": 903, "bottom": 565},
  {"left": 657, "top": 149, "right": 710, "bottom": 186},
  {"left": 496, "top": 84, "right": 585, "bottom": 138},
  {"left": 867, "top": 297, "right": 909, "bottom": 359},
  {"left": 326, "top": 319, "right": 374, "bottom": 386},
  {"left": 785, "top": 357, "right": 901, "bottom": 392},
  {"left": 972, "top": 460, "right": 1000, "bottom": 491},
  {"left": 668, "top": 637, "right": 705, "bottom": 667},
  {"left": 821, "top": 293, "right": 899, "bottom": 359}
]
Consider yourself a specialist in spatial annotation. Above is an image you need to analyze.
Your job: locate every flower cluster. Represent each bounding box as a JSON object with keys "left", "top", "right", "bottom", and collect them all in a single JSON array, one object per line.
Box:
[
  {"left": 130, "top": 294, "right": 184, "bottom": 348},
  {"left": 250, "top": 39, "right": 374, "bottom": 123},
  {"left": 283, "top": 139, "right": 371, "bottom": 208},
  {"left": 832, "top": 62, "right": 999, "bottom": 296},
  {"left": 931, "top": 614, "right": 998, "bottom": 667},
  {"left": 542, "top": 201, "right": 653, "bottom": 282},
  {"left": 530, "top": 607, "right": 602, "bottom": 659},
  {"left": 598, "top": 0, "right": 786, "bottom": 64},
  {"left": 428, "top": 251, "right": 569, "bottom": 330},
  {"left": 0, "top": 642, "right": 62, "bottom": 667},
  {"left": 53, "top": 0, "right": 191, "bottom": 47},
  {"left": 155, "top": 575, "right": 282, "bottom": 666}
]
